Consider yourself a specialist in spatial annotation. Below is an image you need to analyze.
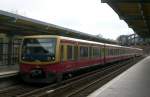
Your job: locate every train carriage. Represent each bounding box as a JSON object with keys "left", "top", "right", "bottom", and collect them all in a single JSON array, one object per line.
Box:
[{"left": 19, "top": 35, "right": 143, "bottom": 83}]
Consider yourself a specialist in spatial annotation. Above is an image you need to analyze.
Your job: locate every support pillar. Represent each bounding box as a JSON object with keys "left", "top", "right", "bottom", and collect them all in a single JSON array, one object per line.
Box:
[{"left": 7, "top": 35, "right": 13, "bottom": 65}]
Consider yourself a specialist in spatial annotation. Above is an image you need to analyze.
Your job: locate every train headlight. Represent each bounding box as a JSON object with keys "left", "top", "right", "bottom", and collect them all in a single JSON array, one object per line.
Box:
[
  {"left": 52, "top": 57, "right": 55, "bottom": 60},
  {"left": 22, "top": 57, "right": 25, "bottom": 59},
  {"left": 48, "top": 57, "right": 55, "bottom": 61},
  {"left": 48, "top": 57, "right": 51, "bottom": 60}
]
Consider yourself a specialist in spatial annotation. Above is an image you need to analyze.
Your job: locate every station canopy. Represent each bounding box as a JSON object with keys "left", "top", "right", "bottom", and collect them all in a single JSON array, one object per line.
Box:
[
  {"left": 102, "top": 0, "right": 150, "bottom": 38},
  {"left": 0, "top": 10, "right": 116, "bottom": 44}
]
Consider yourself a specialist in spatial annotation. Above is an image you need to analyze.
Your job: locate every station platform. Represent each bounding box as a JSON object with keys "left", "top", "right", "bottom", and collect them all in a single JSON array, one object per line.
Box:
[
  {"left": 0, "top": 65, "right": 18, "bottom": 78},
  {"left": 88, "top": 56, "right": 150, "bottom": 97}
]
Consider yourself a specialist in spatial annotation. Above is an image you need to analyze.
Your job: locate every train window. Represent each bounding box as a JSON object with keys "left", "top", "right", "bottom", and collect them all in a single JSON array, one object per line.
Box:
[
  {"left": 105, "top": 48, "right": 108, "bottom": 56},
  {"left": 67, "top": 45, "right": 74, "bottom": 60},
  {"left": 121, "top": 50, "right": 123, "bottom": 54},
  {"left": 99, "top": 48, "right": 101, "bottom": 57},
  {"left": 93, "top": 47, "right": 100, "bottom": 57},
  {"left": 120, "top": 49, "right": 122, "bottom": 55},
  {"left": 60, "top": 45, "right": 65, "bottom": 61},
  {"left": 113, "top": 49, "right": 115, "bottom": 56},
  {"left": 112, "top": 49, "right": 114, "bottom": 56},
  {"left": 115, "top": 49, "right": 117, "bottom": 55},
  {"left": 117, "top": 49, "right": 119, "bottom": 55},
  {"left": 114, "top": 49, "right": 115, "bottom": 55},
  {"left": 113, "top": 49, "right": 115, "bottom": 55},
  {"left": 80, "top": 46, "right": 89, "bottom": 58},
  {"left": 108, "top": 49, "right": 110, "bottom": 56},
  {"left": 110, "top": 49, "right": 113, "bottom": 56},
  {"left": 74, "top": 46, "right": 78, "bottom": 60},
  {"left": 107, "top": 48, "right": 109, "bottom": 56},
  {"left": 110, "top": 49, "right": 112, "bottom": 56},
  {"left": 89, "top": 47, "right": 92, "bottom": 58},
  {"left": 22, "top": 38, "right": 57, "bottom": 62},
  {"left": 0, "top": 38, "right": 3, "bottom": 61},
  {"left": 112, "top": 49, "right": 113, "bottom": 56},
  {"left": 108, "top": 48, "right": 111, "bottom": 56},
  {"left": 101, "top": 48, "right": 105, "bottom": 57},
  {"left": 97, "top": 47, "right": 100, "bottom": 57},
  {"left": 108, "top": 48, "right": 110, "bottom": 56},
  {"left": 124, "top": 50, "right": 126, "bottom": 54}
]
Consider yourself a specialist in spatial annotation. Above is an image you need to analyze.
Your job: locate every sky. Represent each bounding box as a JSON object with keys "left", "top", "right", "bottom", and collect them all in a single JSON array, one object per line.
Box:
[{"left": 0, "top": 0, "right": 134, "bottom": 40}]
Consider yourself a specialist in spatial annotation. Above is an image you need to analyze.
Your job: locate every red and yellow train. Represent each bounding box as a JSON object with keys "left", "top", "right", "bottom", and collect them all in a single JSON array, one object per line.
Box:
[{"left": 19, "top": 35, "right": 143, "bottom": 83}]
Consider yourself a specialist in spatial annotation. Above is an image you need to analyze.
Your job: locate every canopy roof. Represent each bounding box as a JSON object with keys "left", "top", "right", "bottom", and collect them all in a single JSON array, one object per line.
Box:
[
  {"left": 102, "top": 0, "right": 150, "bottom": 38},
  {"left": 0, "top": 10, "right": 116, "bottom": 44}
]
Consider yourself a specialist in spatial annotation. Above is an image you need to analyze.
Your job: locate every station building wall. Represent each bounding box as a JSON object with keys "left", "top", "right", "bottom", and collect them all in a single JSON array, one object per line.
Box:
[{"left": 0, "top": 33, "right": 22, "bottom": 66}]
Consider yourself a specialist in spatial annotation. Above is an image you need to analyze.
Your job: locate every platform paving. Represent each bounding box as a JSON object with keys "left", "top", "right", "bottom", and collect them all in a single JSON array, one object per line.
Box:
[
  {"left": 87, "top": 56, "right": 150, "bottom": 97},
  {"left": 0, "top": 65, "right": 18, "bottom": 78}
]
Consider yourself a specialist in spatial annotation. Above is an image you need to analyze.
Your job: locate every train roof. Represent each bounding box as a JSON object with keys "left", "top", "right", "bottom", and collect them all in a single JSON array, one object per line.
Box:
[
  {"left": 23, "top": 35, "right": 57, "bottom": 38},
  {"left": 60, "top": 36, "right": 104, "bottom": 45},
  {"left": 23, "top": 35, "right": 105, "bottom": 45},
  {"left": 23, "top": 35, "right": 142, "bottom": 51},
  {"left": 60, "top": 36, "right": 142, "bottom": 50}
]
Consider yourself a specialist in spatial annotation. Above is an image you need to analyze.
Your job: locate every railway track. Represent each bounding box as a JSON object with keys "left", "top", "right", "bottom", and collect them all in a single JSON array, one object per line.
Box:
[
  {"left": 17, "top": 58, "right": 140, "bottom": 97},
  {"left": 0, "top": 84, "right": 42, "bottom": 97},
  {"left": 0, "top": 57, "right": 143, "bottom": 97},
  {"left": 37, "top": 59, "right": 133, "bottom": 97}
]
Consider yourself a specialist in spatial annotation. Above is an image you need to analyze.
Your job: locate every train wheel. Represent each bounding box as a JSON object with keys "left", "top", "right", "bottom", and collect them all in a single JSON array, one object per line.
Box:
[
  {"left": 56, "top": 73, "right": 63, "bottom": 83},
  {"left": 68, "top": 73, "right": 72, "bottom": 78}
]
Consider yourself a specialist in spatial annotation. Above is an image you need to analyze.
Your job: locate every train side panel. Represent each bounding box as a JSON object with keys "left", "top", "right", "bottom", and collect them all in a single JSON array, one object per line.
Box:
[{"left": 19, "top": 35, "right": 143, "bottom": 83}]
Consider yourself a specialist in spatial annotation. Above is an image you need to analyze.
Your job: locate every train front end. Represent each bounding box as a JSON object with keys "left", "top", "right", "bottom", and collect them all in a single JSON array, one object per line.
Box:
[{"left": 19, "top": 36, "right": 59, "bottom": 83}]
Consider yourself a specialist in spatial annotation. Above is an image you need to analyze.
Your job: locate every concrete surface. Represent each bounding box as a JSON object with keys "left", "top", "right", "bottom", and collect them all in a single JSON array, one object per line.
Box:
[{"left": 88, "top": 56, "right": 150, "bottom": 97}]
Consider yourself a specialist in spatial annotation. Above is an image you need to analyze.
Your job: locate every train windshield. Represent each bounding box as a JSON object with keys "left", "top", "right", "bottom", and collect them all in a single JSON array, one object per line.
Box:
[{"left": 21, "top": 38, "right": 57, "bottom": 62}]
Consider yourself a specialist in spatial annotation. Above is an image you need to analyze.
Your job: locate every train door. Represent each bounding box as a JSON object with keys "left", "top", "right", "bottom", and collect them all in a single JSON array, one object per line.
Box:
[
  {"left": 60, "top": 44, "right": 66, "bottom": 62},
  {"left": 100, "top": 45, "right": 105, "bottom": 65},
  {"left": 60, "top": 42, "right": 76, "bottom": 70},
  {"left": 74, "top": 45, "right": 78, "bottom": 61},
  {"left": 73, "top": 44, "right": 78, "bottom": 69},
  {"left": 89, "top": 46, "right": 92, "bottom": 59},
  {"left": 104, "top": 45, "right": 109, "bottom": 64}
]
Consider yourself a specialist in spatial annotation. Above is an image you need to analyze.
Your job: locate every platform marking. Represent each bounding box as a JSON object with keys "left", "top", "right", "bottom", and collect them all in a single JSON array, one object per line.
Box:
[
  {"left": 0, "top": 70, "right": 18, "bottom": 76},
  {"left": 46, "top": 89, "right": 54, "bottom": 93}
]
